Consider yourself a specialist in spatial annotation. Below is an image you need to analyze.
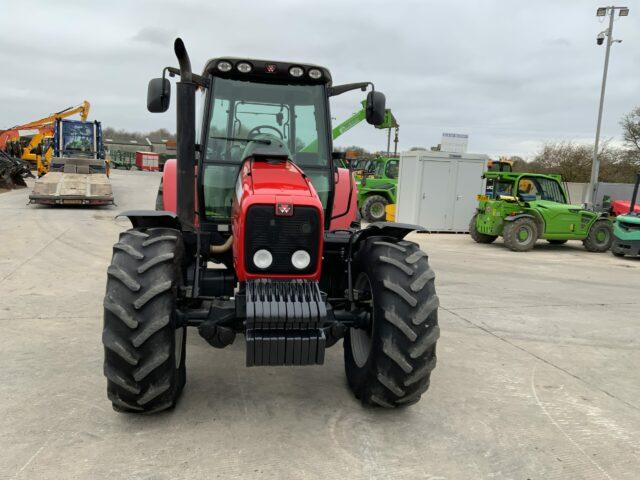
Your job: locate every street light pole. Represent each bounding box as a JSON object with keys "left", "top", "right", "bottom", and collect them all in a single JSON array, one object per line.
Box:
[{"left": 586, "top": 6, "right": 628, "bottom": 207}]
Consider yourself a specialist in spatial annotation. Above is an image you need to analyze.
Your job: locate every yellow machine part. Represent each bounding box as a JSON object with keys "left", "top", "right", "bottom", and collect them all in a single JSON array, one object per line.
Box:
[{"left": 385, "top": 203, "right": 396, "bottom": 221}]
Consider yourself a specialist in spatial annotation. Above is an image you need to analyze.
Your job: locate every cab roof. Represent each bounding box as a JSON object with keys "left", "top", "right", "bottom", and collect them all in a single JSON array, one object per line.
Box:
[
  {"left": 484, "top": 171, "right": 563, "bottom": 183},
  {"left": 203, "top": 57, "right": 332, "bottom": 86}
]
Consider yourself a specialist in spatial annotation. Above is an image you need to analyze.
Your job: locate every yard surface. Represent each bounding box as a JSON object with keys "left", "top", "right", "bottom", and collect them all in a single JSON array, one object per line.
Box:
[{"left": 1, "top": 170, "right": 639, "bottom": 479}]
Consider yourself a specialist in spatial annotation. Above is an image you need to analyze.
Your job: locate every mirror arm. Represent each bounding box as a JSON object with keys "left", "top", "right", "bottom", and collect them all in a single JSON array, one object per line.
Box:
[
  {"left": 163, "top": 66, "right": 209, "bottom": 88},
  {"left": 329, "top": 82, "right": 374, "bottom": 97}
]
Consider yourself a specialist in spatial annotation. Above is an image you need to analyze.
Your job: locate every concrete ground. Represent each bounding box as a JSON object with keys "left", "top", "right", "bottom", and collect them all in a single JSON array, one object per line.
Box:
[{"left": 1, "top": 170, "right": 639, "bottom": 479}]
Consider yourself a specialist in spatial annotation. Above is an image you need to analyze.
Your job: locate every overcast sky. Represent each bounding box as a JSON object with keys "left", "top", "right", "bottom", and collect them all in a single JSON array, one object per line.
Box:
[{"left": 1, "top": 0, "right": 638, "bottom": 158}]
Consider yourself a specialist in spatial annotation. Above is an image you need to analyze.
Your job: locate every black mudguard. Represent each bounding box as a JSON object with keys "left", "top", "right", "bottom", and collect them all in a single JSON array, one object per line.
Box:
[
  {"left": 117, "top": 210, "right": 182, "bottom": 230},
  {"left": 353, "top": 221, "right": 425, "bottom": 245}
]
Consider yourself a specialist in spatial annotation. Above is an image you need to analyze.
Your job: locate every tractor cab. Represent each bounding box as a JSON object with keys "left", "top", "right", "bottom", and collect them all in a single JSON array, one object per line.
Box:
[
  {"left": 102, "top": 39, "right": 440, "bottom": 414},
  {"left": 200, "top": 59, "right": 334, "bottom": 220}
]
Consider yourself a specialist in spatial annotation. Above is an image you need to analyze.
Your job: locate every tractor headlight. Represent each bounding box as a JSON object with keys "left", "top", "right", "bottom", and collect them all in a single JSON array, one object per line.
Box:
[
  {"left": 217, "top": 61, "right": 232, "bottom": 72},
  {"left": 289, "top": 66, "right": 304, "bottom": 77},
  {"left": 291, "top": 250, "right": 311, "bottom": 270},
  {"left": 308, "top": 68, "right": 322, "bottom": 80},
  {"left": 237, "top": 62, "right": 252, "bottom": 73},
  {"left": 253, "top": 249, "right": 273, "bottom": 269}
]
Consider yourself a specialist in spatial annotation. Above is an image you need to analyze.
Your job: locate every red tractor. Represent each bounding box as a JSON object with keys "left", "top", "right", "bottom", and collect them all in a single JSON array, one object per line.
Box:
[{"left": 102, "top": 39, "right": 439, "bottom": 413}]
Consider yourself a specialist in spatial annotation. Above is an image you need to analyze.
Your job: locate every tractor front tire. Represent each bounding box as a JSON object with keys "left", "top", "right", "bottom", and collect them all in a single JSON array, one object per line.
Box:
[
  {"left": 361, "top": 195, "right": 389, "bottom": 223},
  {"left": 547, "top": 239, "right": 568, "bottom": 245},
  {"left": 102, "top": 227, "right": 186, "bottom": 414},
  {"left": 344, "top": 238, "right": 439, "bottom": 407},
  {"left": 611, "top": 248, "right": 625, "bottom": 258},
  {"left": 583, "top": 219, "right": 613, "bottom": 252},
  {"left": 503, "top": 217, "right": 538, "bottom": 252},
  {"left": 469, "top": 214, "right": 497, "bottom": 244}
]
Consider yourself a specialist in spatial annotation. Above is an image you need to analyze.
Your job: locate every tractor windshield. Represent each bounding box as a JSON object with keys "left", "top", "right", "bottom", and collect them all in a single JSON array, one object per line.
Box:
[{"left": 202, "top": 77, "right": 330, "bottom": 220}]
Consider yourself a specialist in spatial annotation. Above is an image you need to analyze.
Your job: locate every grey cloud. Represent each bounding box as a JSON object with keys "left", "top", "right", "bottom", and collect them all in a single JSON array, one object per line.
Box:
[
  {"left": 132, "top": 27, "right": 175, "bottom": 46},
  {"left": 0, "top": 0, "right": 638, "bottom": 159}
]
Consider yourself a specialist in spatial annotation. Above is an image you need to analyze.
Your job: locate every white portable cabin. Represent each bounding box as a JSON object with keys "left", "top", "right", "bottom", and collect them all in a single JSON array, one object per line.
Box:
[{"left": 396, "top": 151, "right": 488, "bottom": 232}]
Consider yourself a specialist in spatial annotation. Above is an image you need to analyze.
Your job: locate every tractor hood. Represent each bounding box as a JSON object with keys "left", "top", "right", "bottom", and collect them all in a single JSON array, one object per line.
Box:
[{"left": 248, "top": 159, "right": 314, "bottom": 197}]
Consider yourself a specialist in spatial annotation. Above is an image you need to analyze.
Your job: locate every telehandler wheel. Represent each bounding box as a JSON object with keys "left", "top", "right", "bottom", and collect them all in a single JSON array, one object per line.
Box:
[
  {"left": 546, "top": 239, "right": 568, "bottom": 245},
  {"left": 583, "top": 219, "right": 613, "bottom": 252},
  {"left": 361, "top": 195, "right": 389, "bottom": 223},
  {"left": 344, "top": 238, "right": 439, "bottom": 407},
  {"left": 102, "top": 227, "right": 186, "bottom": 414},
  {"left": 503, "top": 217, "right": 538, "bottom": 252},
  {"left": 469, "top": 214, "right": 497, "bottom": 244}
]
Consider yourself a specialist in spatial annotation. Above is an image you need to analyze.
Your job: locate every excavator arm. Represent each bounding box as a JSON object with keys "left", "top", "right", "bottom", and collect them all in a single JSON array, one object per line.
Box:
[{"left": 0, "top": 101, "right": 92, "bottom": 175}]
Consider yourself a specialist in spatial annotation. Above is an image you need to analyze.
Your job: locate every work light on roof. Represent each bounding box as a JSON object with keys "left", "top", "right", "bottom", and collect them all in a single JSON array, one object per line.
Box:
[
  {"left": 308, "top": 68, "right": 322, "bottom": 80},
  {"left": 619, "top": 7, "right": 629, "bottom": 16},
  {"left": 289, "top": 66, "right": 304, "bottom": 77},
  {"left": 237, "top": 62, "right": 252, "bottom": 73},
  {"left": 217, "top": 61, "right": 232, "bottom": 72},
  {"left": 596, "top": 7, "right": 607, "bottom": 16}
]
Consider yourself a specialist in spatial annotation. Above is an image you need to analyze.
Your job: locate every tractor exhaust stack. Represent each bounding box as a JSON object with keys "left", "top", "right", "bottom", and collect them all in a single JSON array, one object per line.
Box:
[{"left": 174, "top": 38, "right": 196, "bottom": 231}]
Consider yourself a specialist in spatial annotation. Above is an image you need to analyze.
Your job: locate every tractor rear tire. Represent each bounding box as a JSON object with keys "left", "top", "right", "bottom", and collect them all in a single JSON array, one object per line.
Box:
[
  {"left": 503, "top": 217, "right": 538, "bottom": 252},
  {"left": 102, "top": 227, "right": 186, "bottom": 414},
  {"left": 547, "top": 239, "right": 568, "bottom": 245},
  {"left": 344, "top": 238, "right": 439, "bottom": 407},
  {"left": 361, "top": 195, "right": 389, "bottom": 223},
  {"left": 583, "top": 219, "right": 613, "bottom": 252},
  {"left": 469, "top": 214, "right": 497, "bottom": 243}
]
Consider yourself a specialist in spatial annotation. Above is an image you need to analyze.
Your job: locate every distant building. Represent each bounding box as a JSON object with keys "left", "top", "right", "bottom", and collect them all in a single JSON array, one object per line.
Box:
[{"left": 103, "top": 138, "right": 176, "bottom": 158}]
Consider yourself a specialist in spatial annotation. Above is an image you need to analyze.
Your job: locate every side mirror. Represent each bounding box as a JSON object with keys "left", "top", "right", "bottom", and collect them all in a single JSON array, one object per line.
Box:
[
  {"left": 147, "top": 78, "right": 171, "bottom": 113},
  {"left": 365, "top": 90, "right": 386, "bottom": 126}
]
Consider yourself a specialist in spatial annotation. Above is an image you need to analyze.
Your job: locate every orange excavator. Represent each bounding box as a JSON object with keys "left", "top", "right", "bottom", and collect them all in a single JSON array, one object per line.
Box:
[{"left": 0, "top": 101, "right": 90, "bottom": 175}]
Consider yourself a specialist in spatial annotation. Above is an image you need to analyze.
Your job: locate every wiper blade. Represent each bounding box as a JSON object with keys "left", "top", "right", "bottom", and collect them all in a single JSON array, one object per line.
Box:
[{"left": 209, "top": 136, "right": 271, "bottom": 145}]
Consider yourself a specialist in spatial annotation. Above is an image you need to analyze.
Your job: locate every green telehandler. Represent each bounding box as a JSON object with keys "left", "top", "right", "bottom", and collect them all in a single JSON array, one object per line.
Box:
[
  {"left": 470, "top": 171, "right": 613, "bottom": 252},
  {"left": 358, "top": 156, "right": 399, "bottom": 222}
]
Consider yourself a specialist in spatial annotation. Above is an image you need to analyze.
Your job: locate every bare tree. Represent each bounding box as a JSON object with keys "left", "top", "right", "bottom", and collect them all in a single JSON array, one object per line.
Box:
[
  {"left": 621, "top": 106, "right": 640, "bottom": 157},
  {"left": 519, "top": 142, "right": 637, "bottom": 183}
]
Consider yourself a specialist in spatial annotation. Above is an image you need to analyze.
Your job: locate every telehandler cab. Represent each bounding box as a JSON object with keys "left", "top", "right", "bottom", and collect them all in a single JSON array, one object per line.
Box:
[{"left": 102, "top": 39, "right": 439, "bottom": 413}]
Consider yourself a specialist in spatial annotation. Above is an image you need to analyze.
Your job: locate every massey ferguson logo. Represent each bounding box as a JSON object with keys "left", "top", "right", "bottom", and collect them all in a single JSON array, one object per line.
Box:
[
  {"left": 276, "top": 203, "right": 293, "bottom": 216},
  {"left": 265, "top": 64, "right": 277, "bottom": 73}
]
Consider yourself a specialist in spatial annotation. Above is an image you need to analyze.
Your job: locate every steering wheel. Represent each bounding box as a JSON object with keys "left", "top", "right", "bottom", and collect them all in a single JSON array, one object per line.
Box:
[{"left": 247, "top": 125, "right": 283, "bottom": 140}]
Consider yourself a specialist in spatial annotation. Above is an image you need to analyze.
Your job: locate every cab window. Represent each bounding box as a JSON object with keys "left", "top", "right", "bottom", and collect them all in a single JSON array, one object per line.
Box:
[
  {"left": 385, "top": 160, "right": 399, "bottom": 179},
  {"left": 517, "top": 177, "right": 566, "bottom": 203},
  {"left": 202, "top": 77, "right": 331, "bottom": 220}
]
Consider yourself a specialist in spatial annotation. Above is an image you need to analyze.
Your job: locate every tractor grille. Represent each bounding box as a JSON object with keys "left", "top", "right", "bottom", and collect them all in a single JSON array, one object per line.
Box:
[
  {"left": 620, "top": 220, "right": 640, "bottom": 231},
  {"left": 245, "top": 205, "right": 320, "bottom": 274}
]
